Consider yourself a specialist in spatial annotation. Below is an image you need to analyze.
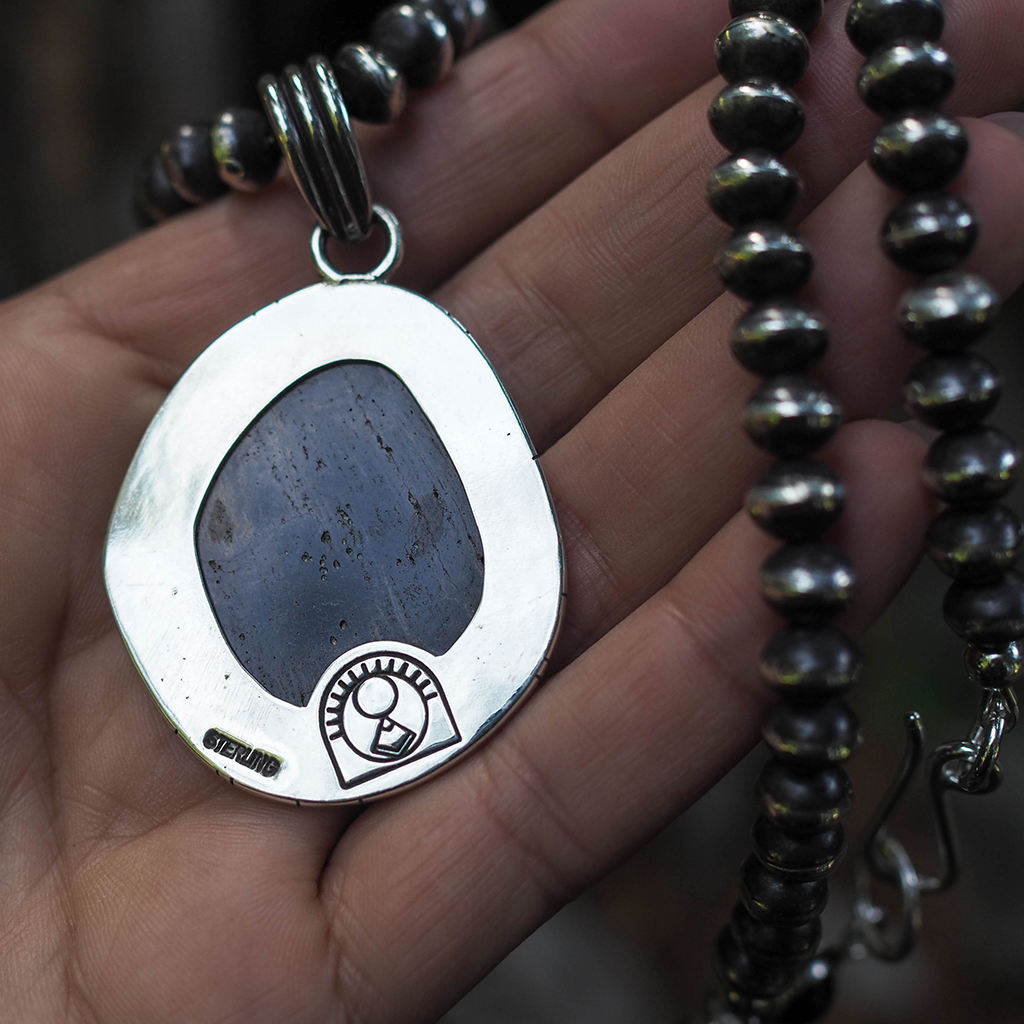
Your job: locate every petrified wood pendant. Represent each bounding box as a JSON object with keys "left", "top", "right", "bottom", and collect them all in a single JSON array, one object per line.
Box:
[{"left": 105, "top": 282, "right": 564, "bottom": 803}]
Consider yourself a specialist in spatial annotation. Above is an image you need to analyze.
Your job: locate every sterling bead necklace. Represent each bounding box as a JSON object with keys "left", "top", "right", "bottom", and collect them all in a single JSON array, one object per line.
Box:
[
  {"left": 114, "top": 0, "right": 1021, "bottom": 1019},
  {"left": 702, "top": 0, "right": 1021, "bottom": 1020}
]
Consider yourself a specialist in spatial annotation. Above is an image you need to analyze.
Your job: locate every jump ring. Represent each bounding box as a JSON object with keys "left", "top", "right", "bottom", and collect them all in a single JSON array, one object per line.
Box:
[{"left": 312, "top": 204, "right": 404, "bottom": 284}]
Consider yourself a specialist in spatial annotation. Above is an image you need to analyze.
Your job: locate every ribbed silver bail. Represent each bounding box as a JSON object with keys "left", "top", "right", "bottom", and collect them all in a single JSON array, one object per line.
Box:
[{"left": 259, "top": 55, "right": 373, "bottom": 243}]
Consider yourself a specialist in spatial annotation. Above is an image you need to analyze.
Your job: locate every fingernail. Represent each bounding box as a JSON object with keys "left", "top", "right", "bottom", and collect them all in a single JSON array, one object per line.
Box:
[{"left": 983, "top": 111, "right": 1024, "bottom": 142}]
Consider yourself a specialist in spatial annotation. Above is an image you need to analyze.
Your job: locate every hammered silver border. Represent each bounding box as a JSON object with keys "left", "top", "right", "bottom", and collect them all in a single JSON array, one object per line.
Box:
[{"left": 105, "top": 282, "right": 564, "bottom": 804}]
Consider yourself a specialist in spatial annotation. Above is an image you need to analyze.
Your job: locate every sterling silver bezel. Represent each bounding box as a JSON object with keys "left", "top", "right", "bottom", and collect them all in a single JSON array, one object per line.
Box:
[{"left": 105, "top": 281, "right": 564, "bottom": 804}]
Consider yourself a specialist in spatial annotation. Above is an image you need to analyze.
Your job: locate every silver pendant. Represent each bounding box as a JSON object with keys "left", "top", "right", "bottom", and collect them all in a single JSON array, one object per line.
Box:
[{"left": 105, "top": 204, "right": 564, "bottom": 803}]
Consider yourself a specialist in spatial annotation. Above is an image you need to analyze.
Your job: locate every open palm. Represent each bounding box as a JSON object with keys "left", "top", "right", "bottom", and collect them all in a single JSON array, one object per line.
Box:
[{"left": 4, "top": 0, "right": 1024, "bottom": 1020}]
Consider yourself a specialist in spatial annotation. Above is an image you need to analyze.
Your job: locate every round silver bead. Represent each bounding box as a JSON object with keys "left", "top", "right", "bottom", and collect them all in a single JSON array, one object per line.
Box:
[
  {"left": 898, "top": 272, "right": 1001, "bottom": 351},
  {"left": 746, "top": 461, "right": 845, "bottom": 541},
  {"left": 927, "top": 505, "right": 1024, "bottom": 580},
  {"left": 707, "top": 151, "right": 802, "bottom": 228},
  {"left": 759, "top": 543, "right": 858, "bottom": 623},
  {"left": 944, "top": 571, "right": 1024, "bottom": 646},
  {"left": 902, "top": 353, "right": 1001, "bottom": 431},
  {"left": 211, "top": 108, "right": 281, "bottom": 192},
  {"left": 731, "top": 301, "right": 828, "bottom": 376},
  {"left": 760, "top": 627, "right": 862, "bottom": 697},
  {"left": 923, "top": 427, "right": 1021, "bottom": 503},
  {"left": 857, "top": 41, "right": 956, "bottom": 117},
  {"left": 743, "top": 377, "right": 843, "bottom": 458},
  {"left": 882, "top": 192, "right": 978, "bottom": 275},
  {"left": 715, "top": 14, "right": 810, "bottom": 86},
  {"left": 846, "top": 0, "right": 944, "bottom": 57},
  {"left": 333, "top": 44, "right": 407, "bottom": 125},
  {"left": 871, "top": 113, "right": 968, "bottom": 193},
  {"left": 709, "top": 80, "right": 805, "bottom": 154}
]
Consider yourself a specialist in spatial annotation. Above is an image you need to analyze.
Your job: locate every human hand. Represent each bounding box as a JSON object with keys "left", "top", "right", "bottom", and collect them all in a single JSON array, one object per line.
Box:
[{"left": 3, "top": 0, "right": 1024, "bottom": 1020}]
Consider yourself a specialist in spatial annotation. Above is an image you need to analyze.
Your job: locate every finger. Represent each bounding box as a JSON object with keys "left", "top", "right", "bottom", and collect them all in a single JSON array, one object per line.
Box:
[
  {"left": 437, "top": 0, "right": 1024, "bottom": 448},
  {"left": 51, "top": 0, "right": 724, "bottom": 366},
  {"left": 1, "top": 626, "right": 352, "bottom": 1022},
  {"left": 546, "top": 116, "right": 1024, "bottom": 660},
  {"left": 318, "top": 419, "right": 931, "bottom": 1024}
]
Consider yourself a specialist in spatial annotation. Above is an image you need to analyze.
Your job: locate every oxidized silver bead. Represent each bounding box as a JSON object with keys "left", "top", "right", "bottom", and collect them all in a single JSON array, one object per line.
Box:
[
  {"left": 760, "top": 627, "right": 862, "bottom": 697},
  {"left": 419, "top": 0, "right": 474, "bottom": 56},
  {"left": 715, "top": 14, "right": 810, "bottom": 85},
  {"left": 717, "top": 224, "right": 813, "bottom": 300},
  {"left": 707, "top": 151, "right": 802, "bottom": 228},
  {"left": 743, "top": 377, "right": 842, "bottom": 458},
  {"left": 134, "top": 150, "right": 195, "bottom": 226},
  {"left": 463, "top": 0, "right": 492, "bottom": 49},
  {"left": 211, "top": 108, "right": 281, "bottom": 192},
  {"left": 871, "top": 113, "right": 968, "bottom": 193},
  {"left": 729, "top": 0, "right": 823, "bottom": 36},
  {"left": 923, "top": 427, "right": 1021, "bottom": 502},
  {"left": 731, "top": 301, "right": 828, "bottom": 376},
  {"left": 902, "top": 353, "right": 1001, "bottom": 431},
  {"left": 857, "top": 42, "right": 956, "bottom": 116},
  {"left": 845, "top": 0, "right": 944, "bottom": 57},
  {"left": 882, "top": 192, "right": 978, "bottom": 275},
  {"left": 162, "top": 122, "right": 230, "bottom": 204},
  {"left": 731, "top": 905, "right": 822, "bottom": 963},
  {"left": 943, "top": 571, "right": 1024, "bottom": 646},
  {"left": 746, "top": 461, "right": 845, "bottom": 541},
  {"left": 759, "top": 543, "right": 858, "bottom": 622},
  {"left": 709, "top": 80, "right": 805, "bottom": 153},
  {"left": 927, "top": 505, "right": 1023, "bottom": 580},
  {"left": 898, "top": 272, "right": 1001, "bottom": 351},
  {"left": 740, "top": 854, "right": 830, "bottom": 922},
  {"left": 964, "top": 640, "right": 1024, "bottom": 688},
  {"left": 757, "top": 761, "right": 855, "bottom": 832},
  {"left": 752, "top": 816, "right": 847, "bottom": 878},
  {"left": 370, "top": 3, "right": 454, "bottom": 89},
  {"left": 333, "top": 44, "right": 407, "bottom": 124},
  {"left": 762, "top": 698, "right": 862, "bottom": 763}
]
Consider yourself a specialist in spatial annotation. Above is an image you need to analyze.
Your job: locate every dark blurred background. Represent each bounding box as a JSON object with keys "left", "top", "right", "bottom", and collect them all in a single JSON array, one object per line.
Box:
[{"left": 2, "top": 2, "right": 1023, "bottom": 1021}]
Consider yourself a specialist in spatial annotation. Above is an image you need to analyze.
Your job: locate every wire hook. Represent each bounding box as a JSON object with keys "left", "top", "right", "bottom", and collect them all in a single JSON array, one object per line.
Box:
[
  {"left": 860, "top": 712, "right": 965, "bottom": 896},
  {"left": 864, "top": 701, "right": 1010, "bottom": 897},
  {"left": 847, "top": 713, "right": 928, "bottom": 961},
  {"left": 863, "top": 712, "right": 925, "bottom": 884},
  {"left": 829, "top": 687, "right": 1017, "bottom": 976}
]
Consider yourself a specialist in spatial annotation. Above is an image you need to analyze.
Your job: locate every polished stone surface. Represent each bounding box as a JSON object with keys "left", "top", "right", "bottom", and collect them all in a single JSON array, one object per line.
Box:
[{"left": 197, "top": 361, "right": 485, "bottom": 707}]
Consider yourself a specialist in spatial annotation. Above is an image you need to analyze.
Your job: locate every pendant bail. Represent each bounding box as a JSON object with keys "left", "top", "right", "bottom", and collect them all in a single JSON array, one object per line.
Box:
[{"left": 259, "top": 55, "right": 374, "bottom": 243}]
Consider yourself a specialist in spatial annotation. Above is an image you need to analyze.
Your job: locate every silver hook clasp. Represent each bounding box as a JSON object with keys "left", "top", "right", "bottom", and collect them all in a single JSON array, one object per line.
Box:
[
  {"left": 858, "top": 712, "right": 960, "bottom": 900},
  {"left": 851, "top": 713, "right": 926, "bottom": 960},
  {"left": 850, "top": 690, "right": 1018, "bottom": 963}
]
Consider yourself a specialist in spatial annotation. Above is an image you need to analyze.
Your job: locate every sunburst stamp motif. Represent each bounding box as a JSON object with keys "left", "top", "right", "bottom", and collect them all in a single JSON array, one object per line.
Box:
[{"left": 319, "top": 652, "right": 460, "bottom": 788}]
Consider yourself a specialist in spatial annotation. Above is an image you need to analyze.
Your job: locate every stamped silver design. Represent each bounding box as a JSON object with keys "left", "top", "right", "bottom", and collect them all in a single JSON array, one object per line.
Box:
[
  {"left": 203, "top": 728, "right": 283, "bottom": 778},
  {"left": 320, "top": 650, "right": 459, "bottom": 788},
  {"left": 104, "top": 281, "right": 564, "bottom": 804}
]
